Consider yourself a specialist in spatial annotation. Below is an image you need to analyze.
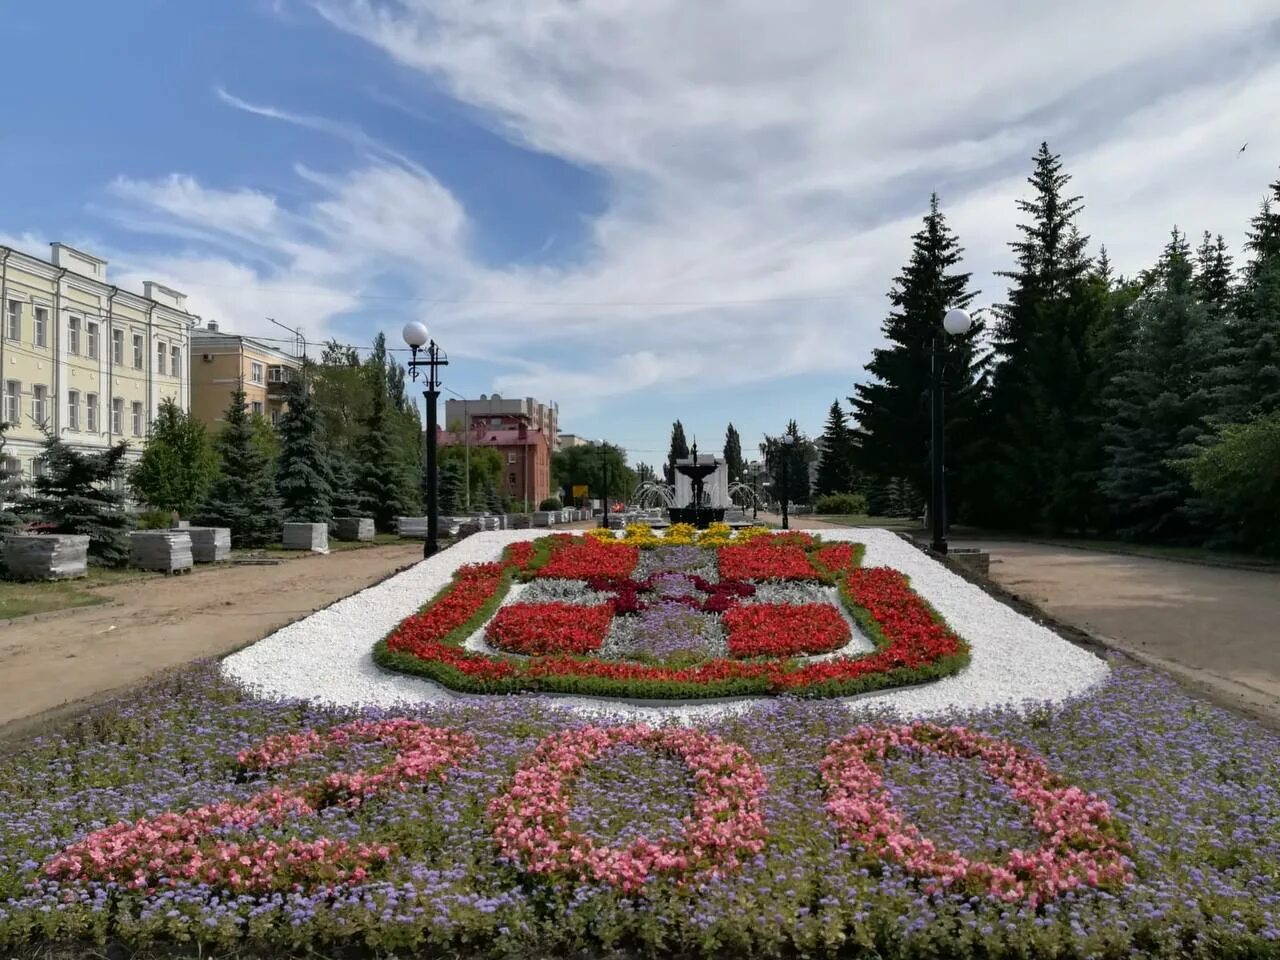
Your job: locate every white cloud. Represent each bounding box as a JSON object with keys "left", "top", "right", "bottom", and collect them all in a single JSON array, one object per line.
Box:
[{"left": 76, "top": 1, "right": 1280, "bottom": 420}]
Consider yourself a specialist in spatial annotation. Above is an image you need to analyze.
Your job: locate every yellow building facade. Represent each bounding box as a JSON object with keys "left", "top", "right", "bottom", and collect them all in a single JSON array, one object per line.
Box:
[
  {"left": 189, "top": 326, "right": 302, "bottom": 430},
  {"left": 1, "top": 243, "right": 196, "bottom": 484}
]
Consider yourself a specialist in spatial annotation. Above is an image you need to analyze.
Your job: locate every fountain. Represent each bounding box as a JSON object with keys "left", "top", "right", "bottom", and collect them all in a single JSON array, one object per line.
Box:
[{"left": 669, "top": 442, "right": 726, "bottom": 529}]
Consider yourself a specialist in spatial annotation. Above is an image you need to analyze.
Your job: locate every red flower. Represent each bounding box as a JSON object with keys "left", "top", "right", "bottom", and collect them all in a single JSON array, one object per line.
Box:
[
  {"left": 724, "top": 603, "right": 850, "bottom": 658},
  {"left": 718, "top": 542, "right": 818, "bottom": 581},
  {"left": 486, "top": 603, "right": 613, "bottom": 655},
  {"left": 538, "top": 540, "right": 639, "bottom": 580}
]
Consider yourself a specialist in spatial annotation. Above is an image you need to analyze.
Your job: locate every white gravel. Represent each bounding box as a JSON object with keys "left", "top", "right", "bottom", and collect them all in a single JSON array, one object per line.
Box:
[{"left": 220, "top": 529, "right": 1109, "bottom": 722}]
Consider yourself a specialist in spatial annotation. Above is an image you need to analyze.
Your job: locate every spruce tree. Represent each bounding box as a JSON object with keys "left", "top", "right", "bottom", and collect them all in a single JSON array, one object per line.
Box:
[
  {"left": 355, "top": 361, "right": 411, "bottom": 532},
  {"left": 19, "top": 432, "right": 134, "bottom": 566},
  {"left": 762, "top": 421, "right": 815, "bottom": 506},
  {"left": 723, "top": 424, "right": 744, "bottom": 483},
  {"left": 1100, "top": 231, "right": 1211, "bottom": 540},
  {"left": 665, "top": 421, "right": 689, "bottom": 484},
  {"left": 1231, "top": 176, "right": 1280, "bottom": 419},
  {"left": 275, "top": 379, "right": 332, "bottom": 522},
  {"left": 975, "top": 143, "right": 1094, "bottom": 530},
  {"left": 851, "top": 193, "right": 982, "bottom": 511},
  {"left": 0, "top": 424, "right": 27, "bottom": 571},
  {"left": 197, "top": 389, "right": 282, "bottom": 547},
  {"left": 328, "top": 452, "right": 367, "bottom": 518},
  {"left": 815, "top": 400, "right": 854, "bottom": 496},
  {"left": 437, "top": 459, "right": 465, "bottom": 516}
]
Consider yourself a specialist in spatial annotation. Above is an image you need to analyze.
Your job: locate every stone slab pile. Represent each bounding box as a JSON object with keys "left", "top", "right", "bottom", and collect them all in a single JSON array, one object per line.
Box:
[
  {"left": 2, "top": 534, "right": 90, "bottom": 580},
  {"left": 333, "top": 517, "right": 375, "bottom": 542},
  {"left": 187, "top": 527, "right": 231, "bottom": 563},
  {"left": 129, "top": 531, "right": 194, "bottom": 573},
  {"left": 283, "top": 522, "right": 329, "bottom": 554}
]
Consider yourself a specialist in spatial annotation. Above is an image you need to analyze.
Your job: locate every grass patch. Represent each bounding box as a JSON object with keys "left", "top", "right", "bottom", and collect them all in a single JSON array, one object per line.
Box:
[
  {"left": 0, "top": 567, "right": 158, "bottom": 620},
  {"left": 809, "top": 514, "right": 921, "bottom": 530}
]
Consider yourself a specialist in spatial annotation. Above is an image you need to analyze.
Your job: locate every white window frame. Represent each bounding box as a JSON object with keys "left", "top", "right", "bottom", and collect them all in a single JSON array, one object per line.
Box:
[
  {"left": 68, "top": 317, "right": 81, "bottom": 355},
  {"left": 250, "top": 400, "right": 264, "bottom": 416},
  {"left": 132, "top": 332, "right": 144, "bottom": 369},
  {"left": 112, "top": 328, "right": 124, "bottom": 366},
  {"left": 86, "top": 393, "right": 98, "bottom": 433},
  {"left": 250, "top": 362, "right": 264, "bottom": 384},
  {"left": 3, "top": 380, "right": 19, "bottom": 424},
  {"left": 32, "top": 384, "right": 48, "bottom": 425},
  {"left": 86, "top": 320, "right": 99, "bottom": 359},
  {"left": 270, "top": 408, "right": 281, "bottom": 426},
  {"left": 33, "top": 306, "right": 48, "bottom": 348},
  {"left": 4, "top": 300, "right": 19, "bottom": 341},
  {"left": 32, "top": 457, "right": 49, "bottom": 480},
  {"left": 111, "top": 398, "right": 124, "bottom": 436},
  {"left": 170, "top": 345, "right": 181, "bottom": 378},
  {"left": 131, "top": 401, "right": 143, "bottom": 437},
  {"left": 67, "top": 389, "right": 80, "bottom": 431},
  {"left": 156, "top": 339, "right": 166, "bottom": 376}
]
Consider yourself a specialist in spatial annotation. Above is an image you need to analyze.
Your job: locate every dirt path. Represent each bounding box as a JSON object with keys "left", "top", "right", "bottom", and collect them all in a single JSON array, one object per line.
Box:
[
  {"left": 0, "top": 543, "right": 422, "bottom": 738},
  {"left": 952, "top": 539, "right": 1280, "bottom": 725}
]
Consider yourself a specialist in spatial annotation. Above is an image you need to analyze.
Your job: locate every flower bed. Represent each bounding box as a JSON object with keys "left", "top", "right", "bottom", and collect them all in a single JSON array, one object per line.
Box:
[
  {"left": 376, "top": 532, "right": 969, "bottom": 700},
  {"left": 4, "top": 661, "right": 1277, "bottom": 958}
]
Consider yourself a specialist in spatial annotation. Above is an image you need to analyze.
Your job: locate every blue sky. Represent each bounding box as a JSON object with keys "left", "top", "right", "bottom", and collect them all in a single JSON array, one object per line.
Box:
[{"left": 3, "top": 1, "right": 1280, "bottom": 469}]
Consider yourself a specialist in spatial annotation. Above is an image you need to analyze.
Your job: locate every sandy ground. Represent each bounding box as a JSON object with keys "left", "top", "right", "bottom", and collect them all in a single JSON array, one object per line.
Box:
[{"left": 0, "top": 543, "right": 422, "bottom": 739}]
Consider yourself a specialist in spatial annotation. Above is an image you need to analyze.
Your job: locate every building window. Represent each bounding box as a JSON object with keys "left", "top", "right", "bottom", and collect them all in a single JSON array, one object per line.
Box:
[
  {"left": 111, "top": 398, "right": 124, "bottom": 435},
  {"left": 87, "top": 321, "right": 99, "bottom": 359},
  {"left": 270, "top": 408, "right": 281, "bottom": 426},
  {"left": 132, "top": 333, "right": 143, "bottom": 369},
  {"left": 67, "top": 390, "right": 80, "bottom": 431},
  {"left": 32, "top": 385, "right": 48, "bottom": 425},
  {"left": 4, "top": 300, "right": 19, "bottom": 341},
  {"left": 86, "top": 393, "right": 98, "bottom": 433},
  {"left": 268, "top": 365, "right": 291, "bottom": 383},
  {"left": 170, "top": 345, "right": 181, "bottom": 377},
  {"left": 112, "top": 329, "right": 124, "bottom": 366},
  {"left": 508, "top": 453, "right": 518, "bottom": 463},
  {"left": 68, "top": 317, "right": 81, "bottom": 355},
  {"left": 250, "top": 400, "right": 264, "bottom": 416},
  {"left": 33, "top": 457, "right": 49, "bottom": 480},
  {"left": 3, "top": 380, "right": 18, "bottom": 424},
  {"left": 250, "top": 362, "right": 264, "bottom": 384},
  {"left": 1, "top": 455, "right": 17, "bottom": 480},
  {"left": 156, "top": 340, "right": 166, "bottom": 376},
  {"left": 131, "top": 401, "right": 143, "bottom": 437},
  {"left": 33, "top": 307, "right": 48, "bottom": 348},
  {"left": 508, "top": 472, "right": 517, "bottom": 488}
]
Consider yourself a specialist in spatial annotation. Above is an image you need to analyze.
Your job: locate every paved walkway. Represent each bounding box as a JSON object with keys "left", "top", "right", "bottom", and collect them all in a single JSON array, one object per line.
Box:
[{"left": 764, "top": 516, "right": 1280, "bottom": 724}]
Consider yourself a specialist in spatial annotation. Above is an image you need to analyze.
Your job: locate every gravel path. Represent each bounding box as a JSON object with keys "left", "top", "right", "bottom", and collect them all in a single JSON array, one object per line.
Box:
[{"left": 221, "top": 530, "right": 1109, "bottom": 721}]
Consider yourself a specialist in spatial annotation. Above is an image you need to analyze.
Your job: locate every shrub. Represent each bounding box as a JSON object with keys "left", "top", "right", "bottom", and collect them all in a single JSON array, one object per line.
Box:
[
  {"left": 814, "top": 492, "right": 868, "bottom": 515},
  {"left": 136, "top": 508, "right": 178, "bottom": 530},
  {"left": 539, "top": 497, "right": 563, "bottom": 511}
]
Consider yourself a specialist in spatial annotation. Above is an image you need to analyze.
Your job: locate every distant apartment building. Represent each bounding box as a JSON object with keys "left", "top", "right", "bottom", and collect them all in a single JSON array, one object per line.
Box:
[
  {"left": 438, "top": 394, "right": 558, "bottom": 509},
  {"left": 189, "top": 324, "right": 303, "bottom": 429},
  {"left": 556, "top": 433, "right": 593, "bottom": 450},
  {"left": 0, "top": 241, "right": 196, "bottom": 484}
]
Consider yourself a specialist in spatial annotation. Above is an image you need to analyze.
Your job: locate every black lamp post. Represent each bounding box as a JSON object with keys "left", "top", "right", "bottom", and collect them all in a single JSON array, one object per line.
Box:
[
  {"left": 403, "top": 321, "right": 448, "bottom": 559},
  {"left": 929, "top": 308, "right": 973, "bottom": 555},
  {"left": 597, "top": 439, "right": 610, "bottom": 529},
  {"left": 780, "top": 434, "right": 795, "bottom": 530}
]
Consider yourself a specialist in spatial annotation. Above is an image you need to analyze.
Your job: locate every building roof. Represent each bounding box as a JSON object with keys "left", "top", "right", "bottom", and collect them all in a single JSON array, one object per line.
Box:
[
  {"left": 438, "top": 427, "right": 549, "bottom": 447},
  {"left": 189, "top": 327, "right": 302, "bottom": 365}
]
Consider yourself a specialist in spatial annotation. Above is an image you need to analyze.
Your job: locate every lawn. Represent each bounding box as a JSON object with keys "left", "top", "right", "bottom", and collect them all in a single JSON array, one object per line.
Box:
[{"left": 0, "top": 567, "right": 156, "bottom": 620}]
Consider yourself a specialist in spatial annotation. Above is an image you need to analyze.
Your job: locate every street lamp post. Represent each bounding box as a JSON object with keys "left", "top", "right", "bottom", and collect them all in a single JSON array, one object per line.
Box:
[
  {"left": 403, "top": 321, "right": 448, "bottom": 559},
  {"left": 930, "top": 308, "right": 973, "bottom": 555},
  {"left": 597, "top": 439, "right": 610, "bottom": 530},
  {"left": 780, "top": 434, "right": 795, "bottom": 530}
]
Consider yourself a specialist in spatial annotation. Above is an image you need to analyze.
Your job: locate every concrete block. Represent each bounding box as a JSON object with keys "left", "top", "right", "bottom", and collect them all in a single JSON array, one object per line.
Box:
[
  {"left": 333, "top": 517, "right": 375, "bottom": 542},
  {"left": 532, "top": 511, "right": 553, "bottom": 527},
  {"left": 187, "top": 527, "right": 231, "bottom": 563},
  {"left": 282, "top": 522, "right": 329, "bottom": 554}
]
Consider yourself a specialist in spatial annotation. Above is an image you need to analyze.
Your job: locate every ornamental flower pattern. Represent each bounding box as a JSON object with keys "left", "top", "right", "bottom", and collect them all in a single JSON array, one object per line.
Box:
[
  {"left": 821, "top": 723, "right": 1133, "bottom": 907},
  {"left": 377, "top": 532, "right": 968, "bottom": 699}
]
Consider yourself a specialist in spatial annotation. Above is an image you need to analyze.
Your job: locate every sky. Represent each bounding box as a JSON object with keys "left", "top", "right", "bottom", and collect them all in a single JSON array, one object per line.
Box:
[{"left": 3, "top": 1, "right": 1280, "bottom": 468}]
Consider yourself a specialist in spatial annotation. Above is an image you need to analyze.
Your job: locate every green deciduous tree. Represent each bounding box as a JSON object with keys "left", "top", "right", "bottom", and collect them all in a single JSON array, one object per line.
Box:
[
  {"left": 20, "top": 432, "right": 133, "bottom": 566},
  {"left": 275, "top": 379, "right": 332, "bottom": 522},
  {"left": 197, "top": 389, "right": 282, "bottom": 547},
  {"left": 127, "top": 398, "right": 217, "bottom": 517},
  {"left": 551, "top": 443, "right": 635, "bottom": 501},
  {"left": 761, "top": 420, "right": 816, "bottom": 506},
  {"left": 1178, "top": 411, "right": 1280, "bottom": 553}
]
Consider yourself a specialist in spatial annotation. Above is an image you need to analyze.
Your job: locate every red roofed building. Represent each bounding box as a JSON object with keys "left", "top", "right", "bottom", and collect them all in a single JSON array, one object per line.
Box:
[{"left": 437, "top": 417, "right": 552, "bottom": 510}]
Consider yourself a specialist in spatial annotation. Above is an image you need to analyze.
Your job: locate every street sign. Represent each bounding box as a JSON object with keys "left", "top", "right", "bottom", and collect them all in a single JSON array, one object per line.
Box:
[{"left": 572, "top": 484, "right": 589, "bottom": 498}]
